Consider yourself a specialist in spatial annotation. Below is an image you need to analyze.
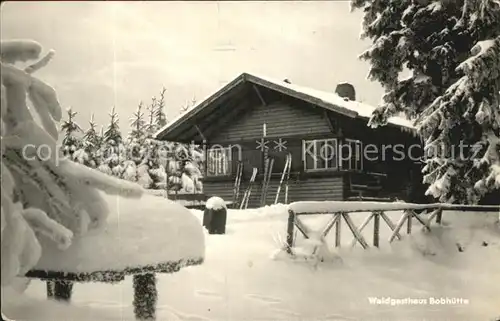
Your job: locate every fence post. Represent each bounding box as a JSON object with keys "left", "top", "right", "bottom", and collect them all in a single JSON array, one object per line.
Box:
[
  {"left": 373, "top": 211, "right": 380, "bottom": 248},
  {"left": 406, "top": 210, "right": 412, "bottom": 234},
  {"left": 286, "top": 209, "right": 295, "bottom": 253},
  {"left": 335, "top": 213, "right": 342, "bottom": 248},
  {"left": 436, "top": 208, "right": 443, "bottom": 224}
]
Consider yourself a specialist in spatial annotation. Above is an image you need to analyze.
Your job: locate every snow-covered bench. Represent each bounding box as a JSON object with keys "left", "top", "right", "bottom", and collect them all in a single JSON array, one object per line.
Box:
[{"left": 25, "top": 192, "right": 205, "bottom": 321}]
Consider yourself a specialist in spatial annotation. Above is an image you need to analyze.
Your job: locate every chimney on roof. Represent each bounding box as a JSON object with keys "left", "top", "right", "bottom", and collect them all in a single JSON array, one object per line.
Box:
[
  {"left": 283, "top": 78, "right": 291, "bottom": 84},
  {"left": 335, "top": 82, "right": 356, "bottom": 101}
]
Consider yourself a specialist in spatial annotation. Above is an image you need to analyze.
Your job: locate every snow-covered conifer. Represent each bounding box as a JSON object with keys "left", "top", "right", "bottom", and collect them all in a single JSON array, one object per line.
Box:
[
  {"left": 351, "top": 0, "right": 500, "bottom": 204},
  {"left": 74, "top": 114, "right": 100, "bottom": 168},
  {"left": 103, "top": 106, "right": 122, "bottom": 146},
  {"left": 129, "top": 101, "right": 146, "bottom": 142},
  {"left": 145, "top": 97, "right": 158, "bottom": 137},
  {"left": 60, "top": 107, "right": 83, "bottom": 158},
  {"left": 100, "top": 107, "right": 125, "bottom": 177},
  {"left": 154, "top": 87, "right": 167, "bottom": 129}
]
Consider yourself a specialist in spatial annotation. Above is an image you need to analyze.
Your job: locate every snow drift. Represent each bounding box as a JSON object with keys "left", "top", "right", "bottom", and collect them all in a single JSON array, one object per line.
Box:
[{"left": 33, "top": 192, "right": 205, "bottom": 273}]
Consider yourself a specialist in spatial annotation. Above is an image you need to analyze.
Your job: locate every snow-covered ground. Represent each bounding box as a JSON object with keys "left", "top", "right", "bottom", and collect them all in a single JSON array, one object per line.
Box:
[{"left": 3, "top": 203, "right": 500, "bottom": 321}]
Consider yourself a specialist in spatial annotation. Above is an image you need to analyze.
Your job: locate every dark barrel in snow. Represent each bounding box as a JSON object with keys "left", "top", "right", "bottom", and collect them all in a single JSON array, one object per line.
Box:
[
  {"left": 335, "top": 82, "right": 356, "bottom": 101},
  {"left": 204, "top": 196, "right": 227, "bottom": 234}
]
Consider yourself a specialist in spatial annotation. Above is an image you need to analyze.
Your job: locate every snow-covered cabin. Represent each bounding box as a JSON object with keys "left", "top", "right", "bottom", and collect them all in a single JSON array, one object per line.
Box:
[{"left": 155, "top": 73, "right": 427, "bottom": 208}]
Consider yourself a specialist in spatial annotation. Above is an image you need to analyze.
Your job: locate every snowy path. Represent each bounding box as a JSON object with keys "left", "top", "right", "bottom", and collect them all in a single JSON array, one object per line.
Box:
[{"left": 4, "top": 205, "right": 500, "bottom": 321}]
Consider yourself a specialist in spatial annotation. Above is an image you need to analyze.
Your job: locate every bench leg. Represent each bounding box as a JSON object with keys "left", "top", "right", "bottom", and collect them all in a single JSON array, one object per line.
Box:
[
  {"left": 47, "top": 280, "right": 73, "bottom": 302},
  {"left": 133, "top": 273, "right": 157, "bottom": 320}
]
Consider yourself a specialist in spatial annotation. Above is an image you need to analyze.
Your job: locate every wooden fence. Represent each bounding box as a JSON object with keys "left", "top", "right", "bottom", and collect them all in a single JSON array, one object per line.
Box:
[{"left": 285, "top": 201, "right": 500, "bottom": 253}]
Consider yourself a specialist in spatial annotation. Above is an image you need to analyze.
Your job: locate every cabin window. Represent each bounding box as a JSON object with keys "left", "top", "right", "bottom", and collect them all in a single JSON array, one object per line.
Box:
[
  {"left": 340, "top": 139, "right": 363, "bottom": 171},
  {"left": 302, "top": 138, "right": 338, "bottom": 171},
  {"left": 206, "top": 146, "right": 232, "bottom": 176}
]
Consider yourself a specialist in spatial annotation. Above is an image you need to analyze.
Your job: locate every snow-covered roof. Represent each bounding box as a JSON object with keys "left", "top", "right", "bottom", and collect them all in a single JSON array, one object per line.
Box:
[
  {"left": 154, "top": 72, "right": 415, "bottom": 140},
  {"left": 253, "top": 73, "right": 414, "bottom": 129}
]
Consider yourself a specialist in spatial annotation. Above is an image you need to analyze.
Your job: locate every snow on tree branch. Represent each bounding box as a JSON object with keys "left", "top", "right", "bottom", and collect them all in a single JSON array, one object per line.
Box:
[
  {"left": 0, "top": 39, "right": 42, "bottom": 64},
  {"left": 25, "top": 49, "right": 55, "bottom": 74},
  {"left": 351, "top": 0, "right": 500, "bottom": 203},
  {"left": 1, "top": 39, "right": 144, "bottom": 287}
]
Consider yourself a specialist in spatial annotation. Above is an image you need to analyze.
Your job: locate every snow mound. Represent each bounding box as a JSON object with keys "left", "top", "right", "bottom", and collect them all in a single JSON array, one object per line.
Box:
[
  {"left": 32, "top": 192, "right": 205, "bottom": 273},
  {"left": 2, "top": 288, "right": 119, "bottom": 321},
  {"left": 205, "top": 196, "right": 226, "bottom": 210},
  {"left": 4, "top": 204, "right": 500, "bottom": 321},
  {"left": 396, "top": 211, "right": 500, "bottom": 257}
]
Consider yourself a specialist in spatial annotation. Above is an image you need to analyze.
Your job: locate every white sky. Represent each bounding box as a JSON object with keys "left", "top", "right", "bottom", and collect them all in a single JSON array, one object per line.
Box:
[{"left": 1, "top": 1, "right": 384, "bottom": 134}]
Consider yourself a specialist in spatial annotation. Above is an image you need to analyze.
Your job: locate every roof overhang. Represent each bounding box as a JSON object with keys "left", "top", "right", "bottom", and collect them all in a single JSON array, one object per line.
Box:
[{"left": 154, "top": 72, "right": 416, "bottom": 142}]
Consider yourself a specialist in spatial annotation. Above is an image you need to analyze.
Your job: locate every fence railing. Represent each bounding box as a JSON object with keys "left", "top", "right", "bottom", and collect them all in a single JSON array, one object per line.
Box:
[{"left": 285, "top": 201, "right": 499, "bottom": 253}]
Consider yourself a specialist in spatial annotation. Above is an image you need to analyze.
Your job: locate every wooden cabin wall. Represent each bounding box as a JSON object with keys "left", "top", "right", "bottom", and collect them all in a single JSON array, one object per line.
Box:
[
  {"left": 200, "top": 84, "right": 425, "bottom": 203},
  {"left": 207, "top": 90, "right": 336, "bottom": 177},
  {"left": 203, "top": 176, "right": 344, "bottom": 209},
  {"left": 208, "top": 102, "right": 332, "bottom": 143}
]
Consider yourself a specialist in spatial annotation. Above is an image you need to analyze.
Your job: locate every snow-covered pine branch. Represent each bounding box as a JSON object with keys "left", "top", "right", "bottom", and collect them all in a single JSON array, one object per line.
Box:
[
  {"left": 351, "top": 0, "right": 500, "bottom": 204},
  {"left": 1, "top": 40, "right": 144, "bottom": 288}
]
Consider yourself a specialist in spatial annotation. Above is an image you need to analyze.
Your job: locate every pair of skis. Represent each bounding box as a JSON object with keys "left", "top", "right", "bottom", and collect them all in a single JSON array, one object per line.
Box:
[
  {"left": 260, "top": 157, "right": 275, "bottom": 207},
  {"left": 236, "top": 152, "right": 292, "bottom": 209},
  {"left": 240, "top": 167, "right": 258, "bottom": 209},
  {"left": 274, "top": 153, "right": 292, "bottom": 205},
  {"left": 232, "top": 161, "right": 244, "bottom": 208}
]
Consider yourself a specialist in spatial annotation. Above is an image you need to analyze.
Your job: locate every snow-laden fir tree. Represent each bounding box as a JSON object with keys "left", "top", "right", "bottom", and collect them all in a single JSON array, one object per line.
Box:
[
  {"left": 145, "top": 96, "right": 158, "bottom": 138},
  {"left": 129, "top": 101, "right": 146, "bottom": 142},
  {"left": 351, "top": 0, "right": 500, "bottom": 204},
  {"left": 124, "top": 101, "right": 152, "bottom": 186},
  {"left": 0, "top": 40, "right": 143, "bottom": 297},
  {"left": 137, "top": 89, "right": 172, "bottom": 190},
  {"left": 80, "top": 114, "right": 101, "bottom": 168},
  {"left": 164, "top": 97, "right": 205, "bottom": 193},
  {"left": 123, "top": 89, "right": 203, "bottom": 192},
  {"left": 103, "top": 106, "right": 122, "bottom": 145},
  {"left": 60, "top": 107, "right": 83, "bottom": 159},
  {"left": 73, "top": 113, "right": 100, "bottom": 167},
  {"left": 98, "top": 106, "right": 126, "bottom": 177},
  {"left": 154, "top": 87, "right": 167, "bottom": 129}
]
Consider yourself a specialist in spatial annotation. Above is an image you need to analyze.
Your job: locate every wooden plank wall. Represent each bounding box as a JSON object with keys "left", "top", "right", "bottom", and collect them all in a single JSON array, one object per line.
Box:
[
  {"left": 209, "top": 102, "right": 332, "bottom": 142},
  {"left": 204, "top": 176, "right": 344, "bottom": 209}
]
